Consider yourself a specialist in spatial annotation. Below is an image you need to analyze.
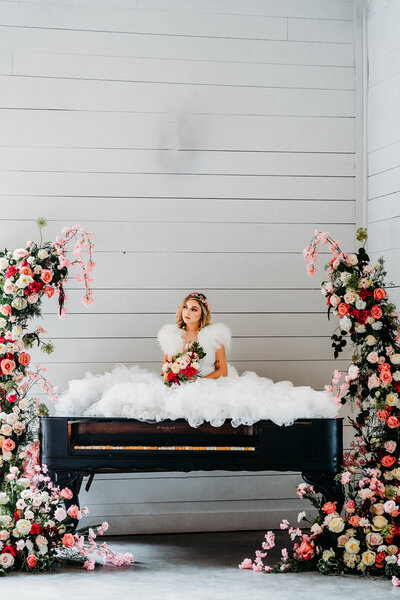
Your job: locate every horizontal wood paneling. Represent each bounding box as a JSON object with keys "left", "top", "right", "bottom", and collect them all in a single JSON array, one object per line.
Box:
[
  {"left": 367, "top": 0, "right": 400, "bottom": 288},
  {"left": 1, "top": 0, "right": 357, "bottom": 534}
]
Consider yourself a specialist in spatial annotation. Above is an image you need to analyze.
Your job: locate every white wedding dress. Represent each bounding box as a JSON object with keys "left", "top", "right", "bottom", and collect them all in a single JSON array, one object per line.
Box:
[{"left": 54, "top": 322, "right": 339, "bottom": 427}]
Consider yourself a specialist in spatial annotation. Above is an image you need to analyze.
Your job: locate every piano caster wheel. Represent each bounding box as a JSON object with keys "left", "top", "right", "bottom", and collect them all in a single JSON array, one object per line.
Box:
[{"left": 301, "top": 471, "right": 344, "bottom": 513}]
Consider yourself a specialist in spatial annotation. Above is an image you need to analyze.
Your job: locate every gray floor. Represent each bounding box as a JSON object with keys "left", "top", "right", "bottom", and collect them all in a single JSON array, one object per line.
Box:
[{"left": 2, "top": 531, "right": 397, "bottom": 599}]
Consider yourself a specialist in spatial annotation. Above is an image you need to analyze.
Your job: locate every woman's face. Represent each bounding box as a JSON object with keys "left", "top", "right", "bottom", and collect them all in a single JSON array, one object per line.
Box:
[{"left": 182, "top": 298, "right": 202, "bottom": 328}]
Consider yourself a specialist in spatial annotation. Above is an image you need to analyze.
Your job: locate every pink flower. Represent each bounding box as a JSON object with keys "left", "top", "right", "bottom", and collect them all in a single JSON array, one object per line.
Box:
[
  {"left": 60, "top": 487, "right": 73, "bottom": 499},
  {"left": 367, "top": 352, "right": 379, "bottom": 363},
  {"left": 341, "top": 471, "right": 351, "bottom": 484},
  {"left": 1, "top": 359, "right": 16, "bottom": 375},
  {"left": 0, "top": 304, "right": 12, "bottom": 316},
  {"left": 83, "top": 557, "right": 96, "bottom": 571},
  {"left": 385, "top": 441, "right": 397, "bottom": 453},
  {"left": 392, "top": 576, "right": 400, "bottom": 587},
  {"left": 67, "top": 504, "right": 81, "bottom": 520},
  {"left": 368, "top": 374, "right": 381, "bottom": 389}
]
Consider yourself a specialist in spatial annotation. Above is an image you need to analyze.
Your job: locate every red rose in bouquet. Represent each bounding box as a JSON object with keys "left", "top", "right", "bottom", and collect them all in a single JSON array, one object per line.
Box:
[{"left": 162, "top": 341, "right": 206, "bottom": 387}]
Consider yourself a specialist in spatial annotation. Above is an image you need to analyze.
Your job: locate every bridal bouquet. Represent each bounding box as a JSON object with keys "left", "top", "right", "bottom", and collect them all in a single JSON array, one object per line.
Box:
[{"left": 162, "top": 342, "right": 206, "bottom": 387}]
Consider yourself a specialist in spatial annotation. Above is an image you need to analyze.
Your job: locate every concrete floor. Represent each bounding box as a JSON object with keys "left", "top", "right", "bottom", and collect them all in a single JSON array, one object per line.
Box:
[{"left": 1, "top": 531, "right": 397, "bottom": 600}]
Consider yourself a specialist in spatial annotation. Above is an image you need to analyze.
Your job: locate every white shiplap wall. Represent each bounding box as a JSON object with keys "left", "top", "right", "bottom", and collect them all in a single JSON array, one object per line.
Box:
[
  {"left": 0, "top": 0, "right": 361, "bottom": 534},
  {"left": 367, "top": 0, "right": 400, "bottom": 295}
]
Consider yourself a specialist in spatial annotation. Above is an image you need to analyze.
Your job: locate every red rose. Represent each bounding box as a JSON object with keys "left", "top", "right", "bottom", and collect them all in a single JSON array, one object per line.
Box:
[
  {"left": 375, "top": 551, "right": 386, "bottom": 568},
  {"left": 1, "top": 545, "right": 17, "bottom": 557},
  {"left": 387, "top": 416, "right": 400, "bottom": 429},
  {"left": 374, "top": 288, "right": 387, "bottom": 301},
  {"left": 394, "top": 382, "right": 400, "bottom": 393},
  {"left": 13, "top": 509, "right": 21, "bottom": 521},
  {"left": 381, "top": 455, "right": 396, "bottom": 468},
  {"left": 298, "top": 540, "right": 314, "bottom": 561},
  {"left": 378, "top": 363, "right": 391, "bottom": 372},
  {"left": 371, "top": 304, "right": 383, "bottom": 320},
  {"left": 26, "top": 554, "right": 37, "bottom": 569},
  {"left": 181, "top": 366, "right": 198, "bottom": 378},
  {"left": 30, "top": 523, "right": 41, "bottom": 535}
]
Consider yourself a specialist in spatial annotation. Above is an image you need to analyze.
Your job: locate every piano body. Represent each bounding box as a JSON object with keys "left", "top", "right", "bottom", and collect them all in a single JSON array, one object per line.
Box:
[{"left": 39, "top": 416, "right": 344, "bottom": 523}]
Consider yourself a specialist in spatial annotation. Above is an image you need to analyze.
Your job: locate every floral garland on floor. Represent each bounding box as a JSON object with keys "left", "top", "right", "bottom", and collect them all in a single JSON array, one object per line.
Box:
[
  {"left": 239, "top": 227, "right": 400, "bottom": 587},
  {"left": 0, "top": 219, "right": 134, "bottom": 575}
]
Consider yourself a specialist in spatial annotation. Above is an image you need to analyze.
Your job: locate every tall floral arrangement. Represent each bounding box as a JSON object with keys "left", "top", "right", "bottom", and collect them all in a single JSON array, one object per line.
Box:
[
  {"left": 0, "top": 219, "right": 134, "bottom": 575},
  {"left": 239, "top": 228, "right": 400, "bottom": 587}
]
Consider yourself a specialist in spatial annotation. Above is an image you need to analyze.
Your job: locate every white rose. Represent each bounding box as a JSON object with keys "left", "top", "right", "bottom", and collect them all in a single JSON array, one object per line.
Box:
[
  {"left": 0, "top": 424, "right": 12, "bottom": 436},
  {"left": 11, "top": 297, "right": 27, "bottom": 310},
  {"left": 355, "top": 323, "right": 366, "bottom": 333},
  {"left": 0, "top": 318, "right": 6, "bottom": 329},
  {"left": 15, "top": 274, "right": 33, "bottom": 289},
  {"left": 345, "top": 538, "right": 360, "bottom": 554},
  {"left": 372, "top": 321, "right": 383, "bottom": 330},
  {"left": 330, "top": 294, "right": 341, "bottom": 306},
  {"left": 37, "top": 249, "right": 48, "bottom": 260},
  {"left": 0, "top": 552, "right": 14, "bottom": 568},
  {"left": 394, "top": 371, "right": 400, "bottom": 381},
  {"left": 27, "top": 293, "right": 39, "bottom": 304},
  {"left": 11, "top": 325, "right": 23, "bottom": 338},
  {"left": 366, "top": 316, "right": 375, "bottom": 325},
  {"left": 339, "top": 317, "right": 352, "bottom": 332},
  {"left": 355, "top": 299, "right": 366, "bottom": 310},
  {"left": 0, "top": 529, "right": 10, "bottom": 541},
  {"left": 36, "top": 535, "right": 48, "bottom": 549},
  {"left": 386, "top": 394, "right": 398, "bottom": 407},
  {"left": 15, "top": 518, "right": 31, "bottom": 536},
  {"left": 12, "top": 248, "right": 28, "bottom": 260},
  {"left": 7, "top": 413, "right": 18, "bottom": 425},
  {"left": 0, "top": 492, "right": 9, "bottom": 505},
  {"left": 365, "top": 335, "right": 377, "bottom": 346},
  {"left": 348, "top": 365, "right": 359, "bottom": 379},
  {"left": 361, "top": 550, "right": 376, "bottom": 566},
  {"left": 25, "top": 539, "right": 34, "bottom": 552},
  {"left": 3, "top": 280, "right": 16, "bottom": 295},
  {"left": 54, "top": 507, "right": 67, "bottom": 522},
  {"left": 0, "top": 257, "right": 9, "bottom": 270},
  {"left": 16, "top": 498, "right": 26, "bottom": 510},
  {"left": 171, "top": 363, "right": 180, "bottom": 374},
  {"left": 21, "top": 489, "right": 32, "bottom": 499},
  {"left": 40, "top": 491, "right": 49, "bottom": 503},
  {"left": 328, "top": 518, "right": 345, "bottom": 533},
  {"left": 322, "top": 548, "right": 335, "bottom": 561},
  {"left": 390, "top": 354, "right": 400, "bottom": 365},
  {"left": 385, "top": 555, "right": 397, "bottom": 564}
]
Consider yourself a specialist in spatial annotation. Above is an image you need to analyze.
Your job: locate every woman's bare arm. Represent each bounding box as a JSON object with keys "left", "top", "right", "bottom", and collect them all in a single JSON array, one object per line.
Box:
[{"left": 202, "top": 345, "right": 228, "bottom": 379}]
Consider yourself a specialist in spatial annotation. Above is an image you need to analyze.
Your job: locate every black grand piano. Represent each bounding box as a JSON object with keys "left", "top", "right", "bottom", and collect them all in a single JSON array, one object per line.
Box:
[{"left": 39, "top": 416, "right": 344, "bottom": 520}]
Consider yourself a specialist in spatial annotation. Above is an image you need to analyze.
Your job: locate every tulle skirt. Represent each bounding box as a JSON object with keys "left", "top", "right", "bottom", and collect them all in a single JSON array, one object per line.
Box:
[{"left": 54, "top": 363, "right": 339, "bottom": 427}]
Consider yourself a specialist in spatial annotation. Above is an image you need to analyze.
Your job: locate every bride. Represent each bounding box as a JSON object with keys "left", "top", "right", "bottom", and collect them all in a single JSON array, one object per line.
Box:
[{"left": 55, "top": 292, "right": 339, "bottom": 427}]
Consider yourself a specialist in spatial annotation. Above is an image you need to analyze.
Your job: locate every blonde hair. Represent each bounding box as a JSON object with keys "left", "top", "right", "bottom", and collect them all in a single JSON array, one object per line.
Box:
[{"left": 176, "top": 292, "right": 211, "bottom": 330}]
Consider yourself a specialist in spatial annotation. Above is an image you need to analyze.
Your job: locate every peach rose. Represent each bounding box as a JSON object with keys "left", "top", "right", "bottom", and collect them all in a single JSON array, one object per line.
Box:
[
  {"left": 374, "top": 288, "right": 387, "bottom": 301},
  {"left": 60, "top": 488, "right": 74, "bottom": 500},
  {"left": 387, "top": 416, "right": 400, "bottom": 429},
  {"left": 18, "top": 352, "right": 31, "bottom": 366},
  {"left": 380, "top": 370, "right": 393, "bottom": 385},
  {"left": 337, "top": 534, "right": 349, "bottom": 547},
  {"left": 20, "top": 266, "right": 34, "bottom": 277},
  {"left": 366, "top": 532, "right": 383, "bottom": 547},
  {"left": 381, "top": 455, "right": 396, "bottom": 468},
  {"left": 348, "top": 515, "right": 361, "bottom": 527},
  {"left": 338, "top": 303, "right": 349, "bottom": 316},
  {"left": 387, "top": 544, "right": 398, "bottom": 555},
  {"left": 0, "top": 359, "right": 15, "bottom": 375},
  {"left": 40, "top": 269, "right": 53, "bottom": 284},
  {"left": 62, "top": 533, "right": 75, "bottom": 548},
  {"left": 26, "top": 554, "right": 37, "bottom": 569},
  {"left": 43, "top": 286, "right": 55, "bottom": 299},
  {"left": 66, "top": 505, "right": 80, "bottom": 519},
  {"left": 322, "top": 501, "right": 337, "bottom": 514},
  {"left": 2, "top": 438, "right": 15, "bottom": 453},
  {"left": 371, "top": 305, "right": 383, "bottom": 320},
  {"left": 0, "top": 304, "right": 11, "bottom": 316}
]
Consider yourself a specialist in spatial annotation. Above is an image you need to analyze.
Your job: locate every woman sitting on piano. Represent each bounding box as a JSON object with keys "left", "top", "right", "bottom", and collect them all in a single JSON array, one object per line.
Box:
[
  {"left": 55, "top": 291, "right": 338, "bottom": 427},
  {"left": 158, "top": 292, "right": 235, "bottom": 381}
]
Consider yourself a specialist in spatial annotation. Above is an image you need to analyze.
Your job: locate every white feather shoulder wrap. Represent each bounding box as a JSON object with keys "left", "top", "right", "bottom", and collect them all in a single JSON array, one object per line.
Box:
[{"left": 157, "top": 322, "right": 232, "bottom": 358}]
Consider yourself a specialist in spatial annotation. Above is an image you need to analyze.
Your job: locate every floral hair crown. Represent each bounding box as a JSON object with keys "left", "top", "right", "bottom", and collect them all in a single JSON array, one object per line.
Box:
[{"left": 189, "top": 292, "right": 210, "bottom": 311}]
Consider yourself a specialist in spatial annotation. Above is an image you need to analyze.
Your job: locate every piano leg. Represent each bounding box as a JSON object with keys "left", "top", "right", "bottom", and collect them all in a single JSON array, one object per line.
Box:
[{"left": 301, "top": 471, "right": 344, "bottom": 513}]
